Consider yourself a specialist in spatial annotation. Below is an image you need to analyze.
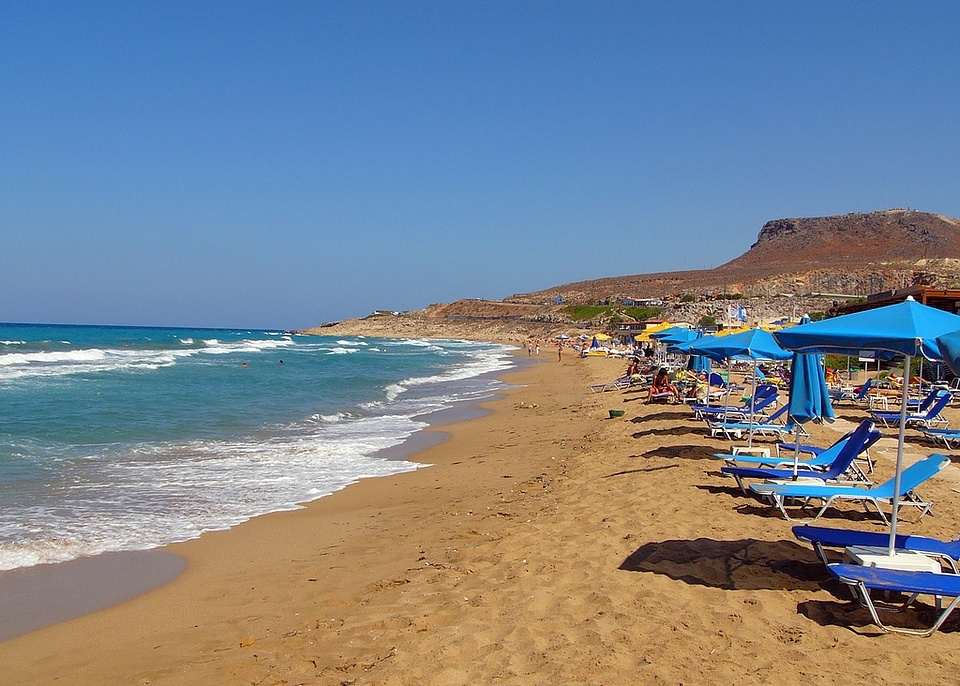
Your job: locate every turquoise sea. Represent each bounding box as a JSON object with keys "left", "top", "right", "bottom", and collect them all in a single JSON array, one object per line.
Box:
[{"left": 0, "top": 324, "right": 516, "bottom": 571}]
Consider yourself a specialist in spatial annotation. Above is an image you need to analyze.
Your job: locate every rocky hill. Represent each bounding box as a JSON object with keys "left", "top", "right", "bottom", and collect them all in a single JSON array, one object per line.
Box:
[
  {"left": 513, "top": 209, "right": 960, "bottom": 304},
  {"left": 305, "top": 210, "right": 960, "bottom": 340}
]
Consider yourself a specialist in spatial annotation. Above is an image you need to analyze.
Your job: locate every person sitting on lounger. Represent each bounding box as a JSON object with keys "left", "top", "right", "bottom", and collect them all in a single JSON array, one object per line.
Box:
[{"left": 647, "top": 368, "right": 681, "bottom": 403}]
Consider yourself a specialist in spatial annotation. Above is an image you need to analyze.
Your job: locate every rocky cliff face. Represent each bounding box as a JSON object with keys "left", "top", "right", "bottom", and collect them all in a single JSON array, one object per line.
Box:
[
  {"left": 717, "top": 210, "right": 960, "bottom": 275},
  {"left": 513, "top": 210, "right": 960, "bottom": 303}
]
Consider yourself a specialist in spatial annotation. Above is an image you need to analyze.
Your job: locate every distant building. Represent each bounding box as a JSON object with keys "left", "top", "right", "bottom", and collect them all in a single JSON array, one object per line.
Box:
[
  {"left": 622, "top": 297, "right": 664, "bottom": 307},
  {"left": 833, "top": 285, "right": 960, "bottom": 316}
]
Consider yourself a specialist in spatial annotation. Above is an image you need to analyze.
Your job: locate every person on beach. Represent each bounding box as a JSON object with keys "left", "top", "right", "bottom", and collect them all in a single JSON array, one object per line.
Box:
[
  {"left": 646, "top": 367, "right": 681, "bottom": 403},
  {"left": 535, "top": 343, "right": 540, "bottom": 356},
  {"left": 557, "top": 342, "right": 563, "bottom": 361}
]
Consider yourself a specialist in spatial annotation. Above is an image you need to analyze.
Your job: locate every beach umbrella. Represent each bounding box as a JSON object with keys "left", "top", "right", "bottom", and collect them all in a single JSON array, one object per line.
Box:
[
  {"left": 681, "top": 327, "right": 791, "bottom": 363},
  {"left": 670, "top": 330, "right": 711, "bottom": 375},
  {"left": 651, "top": 326, "right": 697, "bottom": 346},
  {"left": 775, "top": 297, "right": 960, "bottom": 555},
  {"left": 678, "top": 328, "right": 791, "bottom": 446},
  {"left": 786, "top": 316, "right": 835, "bottom": 476},
  {"left": 687, "top": 353, "right": 711, "bottom": 374},
  {"left": 936, "top": 330, "right": 960, "bottom": 375}
]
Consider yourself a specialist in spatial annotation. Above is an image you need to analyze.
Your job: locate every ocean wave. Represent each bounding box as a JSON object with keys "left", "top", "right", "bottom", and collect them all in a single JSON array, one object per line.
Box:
[
  {"left": 391, "top": 345, "right": 515, "bottom": 394},
  {"left": 0, "top": 334, "right": 298, "bottom": 382},
  {"left": 0, "top": 347, "right": 193, "bottom": 381},
  {"left": 200, "top": 337, "right": 295, "bottom": 355},
  {"left": 0, "top": 414, "right": 426, "bottom": 570}
]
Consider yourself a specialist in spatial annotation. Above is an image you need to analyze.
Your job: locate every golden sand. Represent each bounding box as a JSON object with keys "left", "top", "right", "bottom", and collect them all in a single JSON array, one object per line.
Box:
[{"left": 3, "top": 354, "right": 960, "bottom": 684}]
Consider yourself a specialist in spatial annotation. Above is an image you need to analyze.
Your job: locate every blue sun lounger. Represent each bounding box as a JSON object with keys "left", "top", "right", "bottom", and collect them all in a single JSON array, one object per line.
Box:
[
  {"left": 829, "top": 377, "right": 873, "bottom": 405},
  {"left": 716, "top": 420, "right": 879, "bottom": 478},
  {"left": 720, "top": 420, "right": 878, "bottom": 493},
  {"left": 706, "top": 404, "right": 799, "bottom": 440},
  {"left": 748, "top": 453, "right": 949, "bottom": 522},
  {"left": 918, "top": 427, "right": 960, "bottom": 449},
  {"left": 691, "top": 384, "right": 778, "bottom": 421},
  {"left": 869, "top": 391, "right": 951, "bottom": 429},
  {"left": 792, "top": 524, "right": 960, "bottom": 573},
  {"left": 828, "top": 563, "right": 960, "bottom": 636}
]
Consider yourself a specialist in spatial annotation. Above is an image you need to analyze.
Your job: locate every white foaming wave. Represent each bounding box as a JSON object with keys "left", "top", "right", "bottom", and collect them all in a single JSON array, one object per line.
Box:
[
  {"left": 0, "top": 340, "right": 26, "bottom": 346},
  {"left": 382, "top": 338, "right": 446, "bottom": 353},
  {"left": 310, "top": 412, "right": 353, "bottom": 423},
  {"left": 0, "top": 347, "right": 196, "bottom": 381},
  {"left": 0, "top": 414, "right": 427, "bottom": 571},
  {"left": 393, "top": 345, "right": 516, "bottom": 394},
  {"left": 384, "top": 383, "right": 405, "bottom": 401},
  {"left": 200, "top": 337, "right": 296, "bottom": 355},
  {"left": 179, "top": 338, "right": 194, "bottom": 345},
  {"left": 337, "top": 339, "right": 368, "bottom": 346},
  {"left": 326, "top": 347, "right": 360, "bottom": 355}
]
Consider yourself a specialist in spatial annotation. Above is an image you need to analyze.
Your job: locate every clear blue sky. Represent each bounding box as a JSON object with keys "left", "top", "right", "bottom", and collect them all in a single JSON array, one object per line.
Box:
[{"left": 2, "top": 2, "right": 959, "bottom": 329}]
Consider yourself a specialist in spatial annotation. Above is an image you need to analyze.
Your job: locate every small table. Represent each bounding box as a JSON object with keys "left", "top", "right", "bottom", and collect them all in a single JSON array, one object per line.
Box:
[
  {"left": 845, "top": 545, "right": 941, "bottom": 573},
  {"left": 867, "top": 394, "right": 889, "bottom": 410},
  {"left": 731, "top": 446, "right": 770, "bottom": 458}
]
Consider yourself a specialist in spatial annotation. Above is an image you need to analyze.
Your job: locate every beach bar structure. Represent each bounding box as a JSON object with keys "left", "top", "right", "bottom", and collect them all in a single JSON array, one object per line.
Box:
[{"left": 834, "top": 285, "right": 960, "bottom": 317}]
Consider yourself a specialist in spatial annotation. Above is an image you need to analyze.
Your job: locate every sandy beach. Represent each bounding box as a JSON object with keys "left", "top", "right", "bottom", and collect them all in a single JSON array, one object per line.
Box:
[{"left": 4, "top": 352, "right": 960, "bottom": 684}]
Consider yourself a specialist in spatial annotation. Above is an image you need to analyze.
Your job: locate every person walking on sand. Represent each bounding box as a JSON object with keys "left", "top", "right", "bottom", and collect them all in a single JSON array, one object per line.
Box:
[
  {"left": 535, "top": 343, "right": 540, "bottom": 356},
  {"left": 557, "top": 342, "right": 563, "bottom": 362}
]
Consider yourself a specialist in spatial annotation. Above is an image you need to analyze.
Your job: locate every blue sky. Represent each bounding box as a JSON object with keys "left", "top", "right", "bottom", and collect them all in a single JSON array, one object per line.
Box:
[{"left": 2, "top": 2, "right": 959, "bottom": 329}]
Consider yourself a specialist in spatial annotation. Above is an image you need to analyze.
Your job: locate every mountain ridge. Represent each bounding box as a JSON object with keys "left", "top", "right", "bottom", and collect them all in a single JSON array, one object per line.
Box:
[{"left": 306, "top": 209, "right": 960, "bottom": 339}]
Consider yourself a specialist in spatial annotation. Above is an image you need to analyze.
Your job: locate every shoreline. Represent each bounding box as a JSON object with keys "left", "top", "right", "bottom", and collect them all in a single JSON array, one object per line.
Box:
[
  {"left": 4, "top": 353, "right": 960, "bottom": 684},
  {"left": 0, "top": 351, "right": 526, "bottom": 644}
]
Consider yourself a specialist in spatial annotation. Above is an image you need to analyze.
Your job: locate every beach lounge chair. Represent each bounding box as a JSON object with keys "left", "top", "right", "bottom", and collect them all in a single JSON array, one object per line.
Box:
[
  {"left": 748, "top": 453, "right": 949, "bottom": 523},
  {"left": 720, "top": 420, "right": 878, "bottom": 493},
  {"left": 717, "top": 420, "right": 880, "bottom": 480},
  {"left": 868, "top": 391, "right": 951, "bottom": 429},
  {"left": 589, "top": 376, "right": 634, "bottom": 393},
  {"left": 829, "top": 377, "right": 873, "bottom": 405},
  {"left": 692, "top": 384, "right": 779, "bottom": 421},
  {"left": 905, "top": 387, "right": 942, "bottom": 412},
  {"left": 792, "top": 524, "right": 960, "bottom": 573},
  {"left": 706, "top": 404, "right": 802, "bottom": 440},
  {"left": 828, "top": 563, "right": 960, "bottom": 636},
  {"left": 918, "top": 427, "right": 960, "bottom": 449}
]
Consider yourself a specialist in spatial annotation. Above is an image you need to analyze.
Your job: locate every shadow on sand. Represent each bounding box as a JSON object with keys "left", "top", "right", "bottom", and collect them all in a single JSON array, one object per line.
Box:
[
  {"left": 630, "top": 425, "right": 707, "bottom": 440},
  {"left": 602, "top": 464, "right": 679, "bottom": 479},
  {"left": 629, "top": 410, "right": 690, "bottom": 422},
  {"left": 633, "top": 444, "right": 716, "bottom": 461},
  {"left": 619, "top": 538, "right": 825, "bottom": 592}
]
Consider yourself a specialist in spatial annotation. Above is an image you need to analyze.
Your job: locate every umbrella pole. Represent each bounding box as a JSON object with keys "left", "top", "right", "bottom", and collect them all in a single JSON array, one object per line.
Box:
[
  {"left": 723, "top": 360, "right": 731, "bottom": 419},
  {"left": 748, "top": 361, "right": 758, "bottom": 448},
  {"left": 888, "top": 354, "right": 911, "bottom": 556},
  {"left": 792, "top": 423, "right": 801, "bottom": 479}
]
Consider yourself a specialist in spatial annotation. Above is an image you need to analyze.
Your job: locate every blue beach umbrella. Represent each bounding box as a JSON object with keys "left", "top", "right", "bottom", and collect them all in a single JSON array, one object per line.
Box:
[
  {"left": 687, "top": 353, "right": 712, "bottom": 374},
  {"left": 935, "top": 330, "right": 960, "bottom": 376},
  {"left": 673, "top": 330, "right": 711, "bottom": 375},
  {"left": 786, "top": 316, "right": 835, "bottom": 476},
  {"left": 652, "top": 327, "right": 698, "bottom": 346},
  {"left": 685, "top": 328, "right": 792, "bottom": 363},
  {"left": 679, "top": 328, "right": 791, "bottom": 446},
  {"left": 775, "top": 297, "right": 960, "bottom": 554}
]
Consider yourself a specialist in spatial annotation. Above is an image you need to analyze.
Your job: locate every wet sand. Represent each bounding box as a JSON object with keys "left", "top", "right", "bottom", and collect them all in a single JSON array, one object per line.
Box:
[{"left": 3, "top": 355, "right": 960, "bottom": 684}]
